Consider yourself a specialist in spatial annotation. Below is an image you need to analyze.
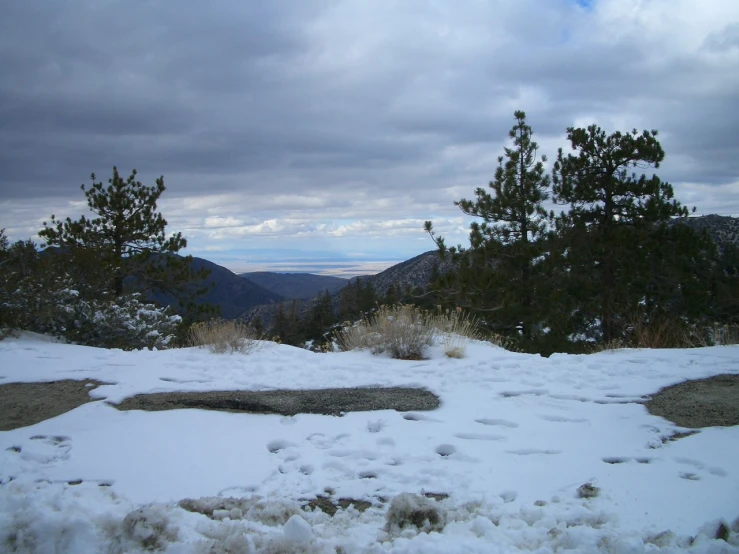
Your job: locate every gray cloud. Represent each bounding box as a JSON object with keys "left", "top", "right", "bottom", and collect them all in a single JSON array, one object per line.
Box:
[{"left": 1, "top": 0, "right": 738, "bottom": 272}]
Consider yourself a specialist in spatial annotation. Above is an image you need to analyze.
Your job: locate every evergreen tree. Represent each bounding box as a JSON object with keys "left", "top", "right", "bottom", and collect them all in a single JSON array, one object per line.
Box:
[
  {"left": 338, "top": 278, "right": 377, "bottom": 322},
  {"left": 39, "top": 167, "right": 207, "bottom": 307},
  {"left": 552, "top": 126, "right": 693, "bottom": 342},
  {"left": 302, "top": 290, "right": 334, "bottom": 342},
  {"left": 270, "top": 304, "right": 289, "bottom": 343},
  {"left": 0, "top": 232, "right": 179, "bottom": 348},
  {"left": 270, "top": 300, "right": 305, "bottom": 345},
  {"left": 425, "top": 111, "right": 550, "bottom": 338}
]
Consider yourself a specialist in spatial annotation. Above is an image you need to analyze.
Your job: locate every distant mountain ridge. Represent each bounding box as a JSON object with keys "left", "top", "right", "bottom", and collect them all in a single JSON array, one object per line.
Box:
[
  {"left": 151, "top": 256, "right": 284, "bottom": 319},
  {"left": 237, "top": 250, "right": 452, "bottom": 326},
  {"left": 240, "top": 272, "right": 347, "bottom": 300},
  {"left": 671, "top": 214, "right": 739, "bottom": 249},
  {"left": 178, "top": 215, "right": 739, "bottom": 323},
  {"left": 353, "top": 250, "right": 454, "bottom": 298}
]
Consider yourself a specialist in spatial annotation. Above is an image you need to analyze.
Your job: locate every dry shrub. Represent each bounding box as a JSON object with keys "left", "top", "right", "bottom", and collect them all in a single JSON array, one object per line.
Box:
[
  {"left": 335, "top": 304, "right": 487, "bottom": 359},
  {"left": 430, "top": 307, "right": 482, "bottom": 358},
  {"left": 628, "top": 315, "right": 704, "bottom": 349},
  {"left": 710, "top": 324, "right": 739, "bottom": 346},
  {"left": 336, "top": 304, "right": 436, "bottom": 360},
  {"left": 188, "top": 318, "right": 262, "bottom": 354}
]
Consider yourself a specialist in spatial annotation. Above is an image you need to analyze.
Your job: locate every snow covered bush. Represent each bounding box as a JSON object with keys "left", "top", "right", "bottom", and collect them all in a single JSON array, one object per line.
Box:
[
  {"left": 2, "top": 279, "right": 180, "bottom": 350},
  {"left": 63, "top": 293, "right": 181, "bottom": 350},
  {"left": 384, "top": 493, "right": 447, "bottom": 536},
  {"left": 1, "top": 233, "right": 180, "bottom": 349},
  {"left": 188, "top": 318, "right": 262, "bottom": 354}
]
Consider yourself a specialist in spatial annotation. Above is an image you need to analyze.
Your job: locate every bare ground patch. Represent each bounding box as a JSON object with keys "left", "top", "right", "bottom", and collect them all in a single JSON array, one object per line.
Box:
[
  {"left": 645, "top": 373, "right": 739, "bottom": 429},
  {"left": 0, "top": 381, "right": 439, "bottom": 430},
  {"left": 0, "top": 380, "right": 110, "bottom": 431},
  {"left": 113, "top": 387, "right": 440, "bottom": 416}
]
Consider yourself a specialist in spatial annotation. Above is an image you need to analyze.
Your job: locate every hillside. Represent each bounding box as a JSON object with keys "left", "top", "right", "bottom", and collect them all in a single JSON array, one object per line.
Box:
[
  {"left": 355, "top": 250, "right": 454, "bottom": 297},
  {"left": 151, "top": 257, "right": 284, "bottom": 319},
  {"left": 240, "top": 272, "right": 347, "bottom": 300},
  {"left": 238, "top": 251, "right": 453, "bottom": 327},
  {"left": 672, "top": 214, "right": 739, "bottom": 249}
]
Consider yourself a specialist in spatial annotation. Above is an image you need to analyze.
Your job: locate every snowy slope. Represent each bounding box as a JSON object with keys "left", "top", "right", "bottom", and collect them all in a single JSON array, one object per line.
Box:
[{"left": 0, "top": 334, "right": 738, "bottom": 553}]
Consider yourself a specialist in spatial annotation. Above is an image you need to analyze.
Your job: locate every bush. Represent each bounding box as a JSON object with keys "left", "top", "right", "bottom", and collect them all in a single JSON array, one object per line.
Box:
[
  {"left": 2, "top": 269, "right": 180, "bottom": 350},
  {"left": 68, "top": 293, "right": 181, "bottom": 350},
  {"left": 709, "top": 323, "right": 739, "bottom": 346},
  {"left": 626, "top": 315, "right": 703, "bottom": 349},
  {"left": 45, "top": 290, "right": 180, "bottom": 350},
  {"left": 188, "top": 318, "right": 262, "bottom": 354},
  {"left": 430, "top": 307, "right": 481, "bottom": 358},
  {"left": 336, "top": 304, "right": 436, "bottom": 360},
  {"left": 335, "top": 304, "right": 484, "bottom": 359}
]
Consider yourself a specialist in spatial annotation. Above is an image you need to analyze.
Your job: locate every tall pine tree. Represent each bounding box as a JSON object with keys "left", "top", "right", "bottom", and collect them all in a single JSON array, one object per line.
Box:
[
  {"left": 552, "top": 126, "right": 692, "bottom": 342},
  {"left": 426, "top": 111, "right": 550, "bottom": 339}
]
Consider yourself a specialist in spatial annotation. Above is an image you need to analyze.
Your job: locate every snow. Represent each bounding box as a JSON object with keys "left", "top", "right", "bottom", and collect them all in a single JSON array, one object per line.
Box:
[{"left": 0, "top": 333, "right": 738, "bottom": 552}]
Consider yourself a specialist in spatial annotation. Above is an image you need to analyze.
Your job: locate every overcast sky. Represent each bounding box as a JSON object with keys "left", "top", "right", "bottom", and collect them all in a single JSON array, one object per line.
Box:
[{"left": 1, "top": 0, "right": 738, "bottom": 276}]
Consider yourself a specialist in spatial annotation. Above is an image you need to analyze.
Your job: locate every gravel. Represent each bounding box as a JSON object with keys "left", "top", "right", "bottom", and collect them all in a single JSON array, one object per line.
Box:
[
  {"left": 644, "top": 373, "right": 739, "bottom": 429},
  {"left": 1, "top": 375, "right": 737, "bottom": 432}
]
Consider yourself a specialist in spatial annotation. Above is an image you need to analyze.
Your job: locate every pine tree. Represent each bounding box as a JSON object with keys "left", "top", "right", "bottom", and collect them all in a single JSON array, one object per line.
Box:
[
  {"left": 303, "top": 290, "right": 334, "bottom": 342},
  {"left": 425, "top": 111, "right": 550, "bottom": 338},
  {"left": 39, "top": 167, "right": 208, "bottom": 309},
  {"left": 552, "top": 126, "right": 692, "bottom": 342}
]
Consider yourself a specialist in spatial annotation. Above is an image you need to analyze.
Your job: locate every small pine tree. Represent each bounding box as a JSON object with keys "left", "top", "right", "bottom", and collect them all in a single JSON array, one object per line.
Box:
[{"left": 39, "top": 167, "right": 208, "bottom": 306}]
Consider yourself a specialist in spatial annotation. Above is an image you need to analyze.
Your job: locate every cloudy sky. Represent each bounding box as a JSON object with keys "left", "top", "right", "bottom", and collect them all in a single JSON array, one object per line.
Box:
[{"left": 1, "top": 0, "right": 738, "bottom": 276}]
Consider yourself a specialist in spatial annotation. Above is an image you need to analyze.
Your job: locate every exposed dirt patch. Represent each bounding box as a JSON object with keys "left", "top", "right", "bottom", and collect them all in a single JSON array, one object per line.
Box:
[
  {"left": 0, "top": 380, "right": 110, "bottom": 431},
  {"left": 645, "top": 373, "right": 739, "bottom": 429},
  {"left": 0, "top": 381, "right": 440, "bottom": 430},
  {"left": 304, "top": 495, "right": 374, "bottom": 516},
  {"left": 113, "top": 387, "right": 440, "bottom": 416}
]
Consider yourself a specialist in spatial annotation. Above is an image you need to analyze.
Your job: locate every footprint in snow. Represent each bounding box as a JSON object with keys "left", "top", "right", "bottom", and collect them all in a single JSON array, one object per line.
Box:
[
  {"left": 506, "top": 448, "right": 561, "bottom": 456},
  {"left": 435, "top": 444, "right": 457, "bottom": 457},
  {"left": 454, "top": 433, "right": 506, "bottom": 441},
  {"left": 266, "top": 439, "right": 297, "bottom": 454},
  {"left": 475, "top": 418, "right": 519, "bottom": 428},
  {"left": 499, "top": 388, "right": 549, "bottom": 398},
  {"left": 602, "top": 456, "right": 653, "bottom": 464},
  {"left": 548, "top": 394, "right": 591, "bottom": 403},
  {"left": 10, "top": 435, "right": 73, "bottom": 464},
  {"left": 537, "top": 414, "right": 589, "bottom": 423},
  {"left": 674, "top": 457, "right": 727, "bottom": 477},
  {"left": 402, "top": 413, "right": 443, "bottom": 422}
]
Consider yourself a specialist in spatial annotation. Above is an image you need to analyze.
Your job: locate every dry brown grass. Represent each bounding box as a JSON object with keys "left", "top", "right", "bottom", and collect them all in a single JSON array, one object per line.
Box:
[
  {"left": 188, "top": 318, "right": 262, "bottom": 354},
  {"left": 588, "top": 314, "right": 725, "bottom": 352},
  {"left": 430, "top": 307, "right": 482, "bottom": 358},
  {"left": 709, "top": 323, "right": 739, "bottom": 346},
  {"left": 336, "top": 305, "right": 435, "bottom": 360},
  {"left": 335, "top": 304, "right": 486, "bottom": 359},
  {"left": 628, "top": 316, "right": 704, "bottom": 349}
]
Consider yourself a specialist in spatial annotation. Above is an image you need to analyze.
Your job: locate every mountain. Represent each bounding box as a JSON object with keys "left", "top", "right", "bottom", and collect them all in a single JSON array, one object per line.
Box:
[
  {"left": 671, "top": 214, "right": 739, "bottom": 249},
  {"left": 239, "top": 272, "right": 348, "bottom": 300},
  {"left": 152, "top": 257, "right": 284, "bottom": 319},
  {"left": 237, "top": 251, "right": 453, "bottom": 327},
  {"left": 356, "top": 250, "right": 454, "bottom": 297}
]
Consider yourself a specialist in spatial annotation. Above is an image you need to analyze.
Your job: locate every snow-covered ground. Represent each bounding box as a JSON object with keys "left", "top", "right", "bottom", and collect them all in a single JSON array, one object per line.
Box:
[{"left": 0, "top": 333, "right": 738, "bottom": 553}]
